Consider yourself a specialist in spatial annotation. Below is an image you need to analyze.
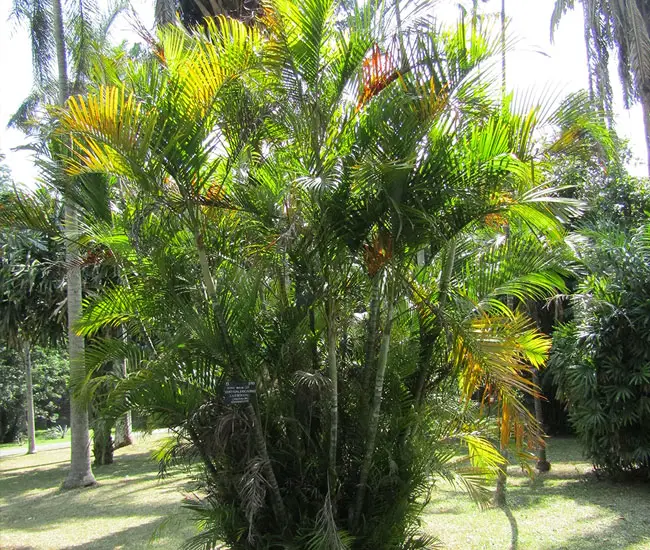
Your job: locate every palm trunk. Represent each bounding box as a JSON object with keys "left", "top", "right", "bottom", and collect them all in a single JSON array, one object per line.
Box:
[
  {"left": 641, "top": 89, "right": 650, "bottom": 178},
  {"left": 352, "top": 277, "right": 395, "bottom": 530},
  {"left": 195, "top": 232, "right": 286, "bottom": 525},
  {"left": 414, "top": 239, "right": 456, "bottom": 407},
  {"left": 532, "top": 369, "right": 550, "bottom": 472},
  {"left": 63, "top": 205, "right": 96, "bottom": 487},
  {"left": 361, "top": 277, "right": 381, "bottom": 409},
  {"left": 526, "top": 300, "right": 550, "bottom": 472},
  {"left": 114, "top": 327, "right": 133, "bottom": 449},
  {"left": 55, "top": 0, "right": 95, "bottom": 488},
  {"left": 23, "top": 342, "right": 36, "bottom": 455},
  {"left": 326, "top": 297, "right": 338, "bottom": 489}
]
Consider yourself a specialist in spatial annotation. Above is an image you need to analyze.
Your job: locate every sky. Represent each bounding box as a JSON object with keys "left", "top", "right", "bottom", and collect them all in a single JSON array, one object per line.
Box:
[{"left": 0, "top": 0, "right": 647, "bottom": 185}]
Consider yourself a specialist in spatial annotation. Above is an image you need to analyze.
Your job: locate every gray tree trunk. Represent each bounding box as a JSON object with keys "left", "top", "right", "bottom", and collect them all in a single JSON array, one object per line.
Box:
[
  {"left": 54, "top": 0, "right": 95, "bottom": 488},
  {"left": 113, "top": 351, "right": 133, "bottom": 449},
  {"left": 114, "top": 412, "right": 133, "bottom": 449},
  {"left": 23, "top": 342, "right": 36, "bottom": 455},
  {"left": 63, "top": 204, "right": 96, "bottom": 488}
]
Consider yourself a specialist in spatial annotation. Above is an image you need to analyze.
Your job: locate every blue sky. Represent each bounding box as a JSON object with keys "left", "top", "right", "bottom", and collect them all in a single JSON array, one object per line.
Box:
[{"left": 0, "top": 0, "right": 646, "bottom": 185}]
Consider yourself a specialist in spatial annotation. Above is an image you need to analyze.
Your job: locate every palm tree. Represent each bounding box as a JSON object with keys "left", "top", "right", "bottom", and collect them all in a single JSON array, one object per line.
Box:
[
  {"left": 0, "top": 187, "right": 66, "bottom": 454},
  {"left": 552, "top": 0, "right": 650, "bottom": 175},
  {"left": 58, "top": 1, "right": 582, "bottom": 546},
  {"left": 10, "top": 0, "right": 101, "bottom": 488}
]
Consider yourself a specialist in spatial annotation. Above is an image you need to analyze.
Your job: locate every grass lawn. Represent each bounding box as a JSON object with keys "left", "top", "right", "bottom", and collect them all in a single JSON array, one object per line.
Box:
[
  {"left": 424, "top": 437, "right": 650, "bottom": 549},
  {"left": 0, "top": 430, "right": 71, "bottom": 452},
  {"left": 2, "top": 436, "right": 650, "bottom": 549},
  {"left": 0, "top": 432, "right": 197, "bottom": 550}
]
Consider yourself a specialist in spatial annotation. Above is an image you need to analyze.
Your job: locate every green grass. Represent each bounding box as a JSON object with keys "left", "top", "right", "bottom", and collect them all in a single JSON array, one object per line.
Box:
[
  {"left": 2, "top": 436, "right": 650, "bottom": 549},
  {"left": 0, "top": 429, "right": 71, "bottom": 451},
  {"left": 424, "top": 437, "right": 650, "bottom": 549},
  {"left": 0, "top": 432, "right": 197, "bottom": 550}
]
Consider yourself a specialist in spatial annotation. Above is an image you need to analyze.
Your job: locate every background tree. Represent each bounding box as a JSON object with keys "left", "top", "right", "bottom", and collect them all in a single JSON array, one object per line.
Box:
[
  {"left": 551, "top": 0, "right": 650, "bottom": 174},
  {"left": 10, "top": 0, "right": 128, "bottom": 485},
  {"left": 0, "top": 173, "right": 66, "bottom": 454},
  {"left": 549, "top": 219, "right": 650, "bottom": 476},
  {"left": 154, "top": 0, "right": 260, "bottom": 27},
  {"left": 0, "top": 346, "right": 69, "bottom": 444}
]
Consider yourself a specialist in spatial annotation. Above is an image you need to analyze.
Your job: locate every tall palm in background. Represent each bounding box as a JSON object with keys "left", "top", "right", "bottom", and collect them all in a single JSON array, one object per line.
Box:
[
  {"left": 0, "top": 188, "right": 65, "bottom": 454},
  {"left": 10, "top": 0, "right": 126, "bottom": 487},
  {"left": 552, "top": 0, "right": 650, "bottom": 175}
]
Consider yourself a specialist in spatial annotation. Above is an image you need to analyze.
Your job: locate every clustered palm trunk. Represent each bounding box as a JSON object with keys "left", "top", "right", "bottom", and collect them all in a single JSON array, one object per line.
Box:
[{"left": 57, "top": 1, "right": 580, "bottom": 547}]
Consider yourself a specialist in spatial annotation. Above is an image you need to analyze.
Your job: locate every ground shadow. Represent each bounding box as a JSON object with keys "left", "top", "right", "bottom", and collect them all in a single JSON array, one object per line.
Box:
[
  {"left": 426, "top": 437, "right": 650, "bottom": 549},
  {"left": 0, "top": 445, "right": 196, "bottom": 548}
]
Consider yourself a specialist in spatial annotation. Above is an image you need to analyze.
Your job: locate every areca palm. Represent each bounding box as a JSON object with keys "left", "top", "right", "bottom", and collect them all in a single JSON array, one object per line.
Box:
[{"left": 58, "top": 1, "right": 578, "bottom": 547}]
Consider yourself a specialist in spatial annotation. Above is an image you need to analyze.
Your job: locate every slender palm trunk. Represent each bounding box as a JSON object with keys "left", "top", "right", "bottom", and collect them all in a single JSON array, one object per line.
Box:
[
  {"left": 494, "top": 443, "right": 507, "bottom": 506},
  {"left": 361, "top": 277, "right": 381, "bottom": 409},
  {"left": 352, "top": 277, "right": 395, "bottom": 530},
  {"left": 326, "top": 297, "right": 338, "bottom": 489},
  {"left": 532, "top": 368, "right": 550, "bottom": 472},
  {"left": 23, "top": 342, "right": 36, "bottom": 455},
  {"left": 114, "top": 326, "right": 133, "bottom": 449},
  {"left": 54, "top": 0, "right": 95, "bottom": 488},
  {"left": 414, "top": 239, "right": 456, "bottom": 407},
  {"left": 113, "top": 355, "right": 133, "bottom": 449}
]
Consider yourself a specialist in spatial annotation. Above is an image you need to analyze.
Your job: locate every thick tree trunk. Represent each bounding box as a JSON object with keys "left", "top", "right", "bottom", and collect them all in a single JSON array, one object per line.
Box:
[
  {"left": 63, "top": 205, "right": 96, "bottom": 488},
  {"left": 53, "top": 0, "right": 95, "bottom": 489},
  {"left": 114, "top": 412, "right": 133, "bottom": 449},
  {"left": 23, "top": 342, "right": 36, "bottom": 455}
]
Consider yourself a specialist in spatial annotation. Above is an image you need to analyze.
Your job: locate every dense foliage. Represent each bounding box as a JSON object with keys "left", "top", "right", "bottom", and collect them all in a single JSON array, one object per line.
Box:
[
  {"left": 549, "top": 221, "right": 650, "bottom": 476},
  {"left": 0, "top": 346, "right": 69, "bottom": 443},
  {"left": 10, "top": 0, "right": 650, "bottom": 546},
  {"left": 41, "top": 1, "right": 594, "bottom": 547}
]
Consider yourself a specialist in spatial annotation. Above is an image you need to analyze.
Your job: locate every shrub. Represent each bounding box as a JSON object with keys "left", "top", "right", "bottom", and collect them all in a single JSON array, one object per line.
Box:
[{"left": 549, "top": 222, "right": 650, "bottom": 475}]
